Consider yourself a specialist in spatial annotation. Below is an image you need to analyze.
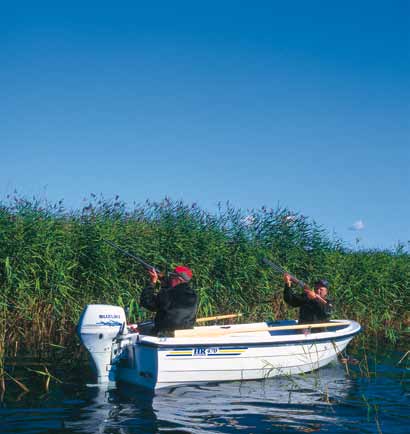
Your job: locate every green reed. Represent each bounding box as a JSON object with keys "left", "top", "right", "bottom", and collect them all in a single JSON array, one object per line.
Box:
[{"left": 0, "top": 195, "right": 409, "bottom": 362}]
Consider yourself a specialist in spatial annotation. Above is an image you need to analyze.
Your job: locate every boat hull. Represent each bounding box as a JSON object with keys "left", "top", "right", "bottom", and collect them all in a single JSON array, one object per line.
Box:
[{"left": 114, "top": 321, "right": 360, "bottom": 389}]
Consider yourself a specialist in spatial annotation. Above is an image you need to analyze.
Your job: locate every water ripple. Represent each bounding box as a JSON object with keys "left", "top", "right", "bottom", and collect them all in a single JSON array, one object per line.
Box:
[{"left": 1, "top": 356, "right": 410, "bottom": 433}]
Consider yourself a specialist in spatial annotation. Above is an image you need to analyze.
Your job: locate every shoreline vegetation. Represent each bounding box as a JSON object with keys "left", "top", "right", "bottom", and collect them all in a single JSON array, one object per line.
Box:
[{"left": 1, "top": 195, "right": 409, "bottom": 367}]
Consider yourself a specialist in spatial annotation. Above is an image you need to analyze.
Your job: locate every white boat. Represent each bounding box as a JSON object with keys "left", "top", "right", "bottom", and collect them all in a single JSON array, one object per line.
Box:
[{"left": 78, "top": 304, "right": 361, "bottom": 390}]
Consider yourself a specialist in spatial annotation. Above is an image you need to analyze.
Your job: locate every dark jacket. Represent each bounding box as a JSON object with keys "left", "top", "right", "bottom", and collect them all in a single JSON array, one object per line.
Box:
[
  {"left": 140, "top": 282, "right": 198, "bottom": 336},
  {"left": 284, "top": 285, "right": 333, "bottom": 324}
]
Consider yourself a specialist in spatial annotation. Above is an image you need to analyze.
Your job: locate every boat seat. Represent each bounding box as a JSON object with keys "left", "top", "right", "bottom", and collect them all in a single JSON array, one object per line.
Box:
[{"left": 266, "top": 320, "right": 298, "bottom": 335}]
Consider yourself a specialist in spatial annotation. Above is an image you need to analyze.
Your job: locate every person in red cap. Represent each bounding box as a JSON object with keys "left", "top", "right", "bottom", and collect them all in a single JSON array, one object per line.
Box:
[{"left": 139, "top": 265, "right": 198, "bottom": 336}]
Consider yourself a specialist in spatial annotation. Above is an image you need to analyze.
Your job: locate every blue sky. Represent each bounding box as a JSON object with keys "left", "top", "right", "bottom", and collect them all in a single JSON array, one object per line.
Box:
[{"left": 1, "top": 1, "right": 409, "bottom": 250}]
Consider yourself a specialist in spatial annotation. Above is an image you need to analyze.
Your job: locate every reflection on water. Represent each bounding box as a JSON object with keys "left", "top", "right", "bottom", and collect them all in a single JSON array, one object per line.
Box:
[
  {"left": 72, "top": 365, "right": 350, "bottom": 434},
  {"left": 1, "top": 351, "right": 410, "bottom": 434}
]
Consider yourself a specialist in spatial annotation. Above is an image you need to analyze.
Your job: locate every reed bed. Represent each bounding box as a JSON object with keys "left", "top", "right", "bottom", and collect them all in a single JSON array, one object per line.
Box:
[{"left": 0, "top": 195, "right": 409, "bottom": 364}]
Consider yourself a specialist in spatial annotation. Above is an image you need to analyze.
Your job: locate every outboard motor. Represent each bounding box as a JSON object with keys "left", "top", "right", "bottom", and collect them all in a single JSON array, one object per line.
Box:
[{"left": 77, "top": 304, "right": 126, "bottom": 383}]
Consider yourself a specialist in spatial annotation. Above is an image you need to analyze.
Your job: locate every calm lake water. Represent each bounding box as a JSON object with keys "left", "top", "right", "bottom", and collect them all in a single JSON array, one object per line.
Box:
[{"left": 1, "top": 348, "right": 410, "bottom": 434}]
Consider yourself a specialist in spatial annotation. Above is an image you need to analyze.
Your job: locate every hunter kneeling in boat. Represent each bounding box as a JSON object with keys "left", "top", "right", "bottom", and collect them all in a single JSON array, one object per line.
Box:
[
  {"left": 283, "top": 273, "right": 333, "bottom": 327},
  {"left": 139, "top": 265, "right": 198, "bottom": 337}
]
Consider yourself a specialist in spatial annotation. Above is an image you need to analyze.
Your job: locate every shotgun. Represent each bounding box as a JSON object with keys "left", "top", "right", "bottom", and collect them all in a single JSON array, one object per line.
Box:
[
  {"left": 103, "top": 239, "right": 162, "bottom": 274},
  {"left": 262, "top": 258, "right": 327, "bottom": 304}
]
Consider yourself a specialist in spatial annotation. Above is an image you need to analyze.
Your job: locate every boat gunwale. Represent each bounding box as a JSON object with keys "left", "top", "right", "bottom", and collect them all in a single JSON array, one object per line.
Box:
[{"left": 132, "top": 320, "right": 361, "bottom": 349}]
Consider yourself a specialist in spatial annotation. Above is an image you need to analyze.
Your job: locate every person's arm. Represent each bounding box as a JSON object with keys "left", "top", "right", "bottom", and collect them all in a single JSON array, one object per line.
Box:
[
  {"left": 140, "top": 269, "right": 161, "bottom": 312},
  {"left": 283, "top": 273, "right": 307, "bottom": 307},
  {"left": 284, "top": 285, "right": 308, "bottom": 307},
  {"left": 140, "top": 284, "right": 160, "bottom": 311}
]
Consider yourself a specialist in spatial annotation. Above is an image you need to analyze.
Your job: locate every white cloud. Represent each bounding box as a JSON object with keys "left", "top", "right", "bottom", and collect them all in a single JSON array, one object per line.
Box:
[{"left": 349, "top": 220, "right": 365, "bottom": 231}]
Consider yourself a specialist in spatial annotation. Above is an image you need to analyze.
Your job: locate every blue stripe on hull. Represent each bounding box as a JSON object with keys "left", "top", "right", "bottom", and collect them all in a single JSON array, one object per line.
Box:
[
  {"left": 166, "top": 354, "right": 192, "bottom": 357},
  {"left": 207, "top": 353, "right": 243, "bottom": 356}
]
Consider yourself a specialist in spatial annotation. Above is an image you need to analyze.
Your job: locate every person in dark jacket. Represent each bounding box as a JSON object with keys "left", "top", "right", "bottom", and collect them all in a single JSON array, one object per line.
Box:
[
  {"left": 140, "top": 265, "right": 198, "bottom": 337},
  {"left": 283, "top": 273, "right": 333, "bottom": 325}
]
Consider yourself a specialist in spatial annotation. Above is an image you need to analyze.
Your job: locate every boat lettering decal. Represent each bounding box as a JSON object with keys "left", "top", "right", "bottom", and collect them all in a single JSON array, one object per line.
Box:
[
  {"left": 166, "top": 347, "right": 248, "bottom": 357},
  {"left": 95, "top": 320, "right": 123, "bottom": 327},
  {"left": 99, "top": 314, "right": 121, "bottom": 319}
]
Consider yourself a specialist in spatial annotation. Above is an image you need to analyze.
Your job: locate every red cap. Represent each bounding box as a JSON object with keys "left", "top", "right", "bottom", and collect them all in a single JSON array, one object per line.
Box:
[{"left": 173, "top": 265, "right": 193, "bottom": 282}]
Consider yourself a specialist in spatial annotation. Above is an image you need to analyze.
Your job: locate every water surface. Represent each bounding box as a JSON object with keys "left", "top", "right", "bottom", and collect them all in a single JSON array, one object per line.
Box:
[{"left": 1, "top": 348, "right": 410, "bottom": 433}]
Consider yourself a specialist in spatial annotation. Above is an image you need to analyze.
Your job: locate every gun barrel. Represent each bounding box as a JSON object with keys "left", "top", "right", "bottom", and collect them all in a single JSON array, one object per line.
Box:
[
  {"left": 263, "top": 258, "right": 305, "bottom": 288},
  {"left": 103, "top": 239, "right": 159, "bottom": 272},
  {"left": 262, "top": 258, "right": 285, "bottom": 274}
]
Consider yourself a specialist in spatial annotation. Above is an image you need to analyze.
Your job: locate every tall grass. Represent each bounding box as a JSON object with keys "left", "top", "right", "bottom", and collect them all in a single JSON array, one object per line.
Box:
[{"left": 0, "top": 195, "right": 409, "bottom": 362}]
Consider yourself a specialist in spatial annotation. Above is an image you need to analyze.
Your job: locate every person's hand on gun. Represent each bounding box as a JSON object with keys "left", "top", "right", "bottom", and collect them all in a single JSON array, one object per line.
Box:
[
  {"left": 283, "top": 273, "right": 292, "bottom": 287},
  {"left": 284, "top": 273, "right": 320, "bottom": 302},
  {"left": 148, "top": 268, "right": 159, "bottom": 284},
  {"left": 305, "top": 289, "right": 317, "bottom": 300}
]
